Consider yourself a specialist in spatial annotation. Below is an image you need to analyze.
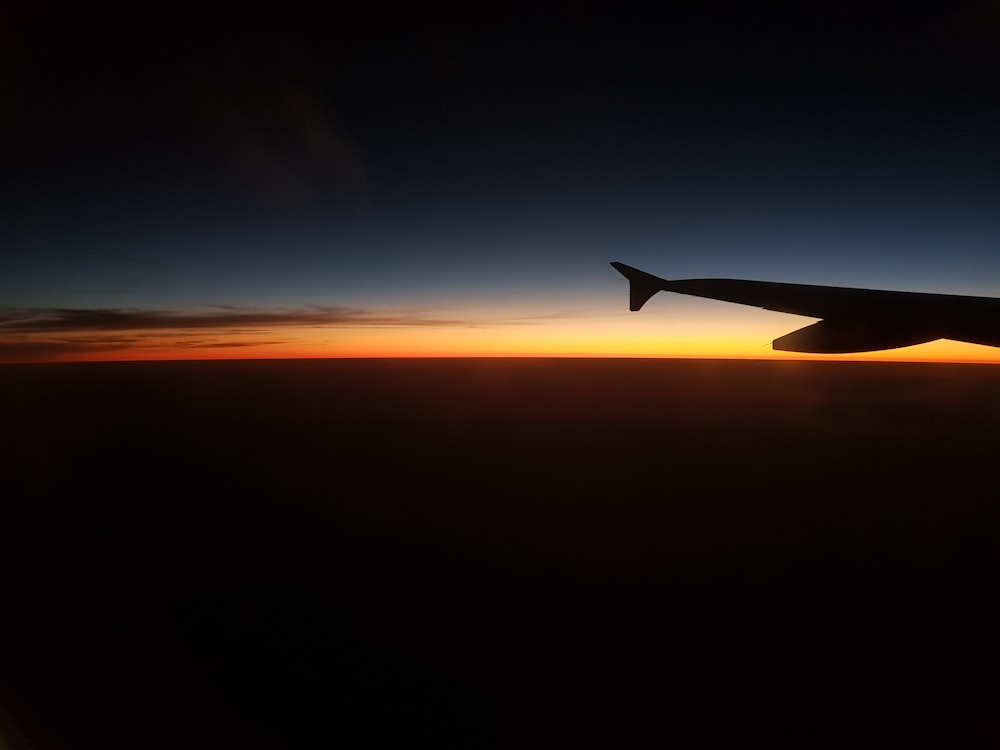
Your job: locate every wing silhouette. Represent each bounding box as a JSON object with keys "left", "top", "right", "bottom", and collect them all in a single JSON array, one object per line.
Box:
[{"left": 611, "top": 262, "right": 1000, "bottom": 353}]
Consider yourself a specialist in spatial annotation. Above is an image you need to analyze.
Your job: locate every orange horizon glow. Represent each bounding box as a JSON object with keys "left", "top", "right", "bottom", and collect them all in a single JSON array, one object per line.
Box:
[
  {"left": 7, "top": 321, "right": 1000, "bottom": 365},
  {"left": 9, "top": 284, "right": 1000, "bottom": 365}
]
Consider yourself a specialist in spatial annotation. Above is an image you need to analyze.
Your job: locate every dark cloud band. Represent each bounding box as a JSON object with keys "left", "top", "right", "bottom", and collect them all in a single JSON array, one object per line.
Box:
[{"left": 0, "top": 306, "right": 478, "bottom": 333}]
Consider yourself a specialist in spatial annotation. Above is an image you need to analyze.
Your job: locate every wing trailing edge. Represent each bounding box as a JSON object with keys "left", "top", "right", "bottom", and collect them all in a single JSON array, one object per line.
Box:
[{"left": 772, "top": 319, "right": 939, "bottom": 353}]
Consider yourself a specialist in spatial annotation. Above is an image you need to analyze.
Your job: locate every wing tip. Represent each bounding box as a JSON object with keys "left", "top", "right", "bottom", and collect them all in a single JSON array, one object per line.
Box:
[{"left": 610, "top": 261, "right": 667, "bottom": 311}]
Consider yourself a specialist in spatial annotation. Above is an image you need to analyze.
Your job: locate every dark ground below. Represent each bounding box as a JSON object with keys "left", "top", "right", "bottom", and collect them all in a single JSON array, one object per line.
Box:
[{"left": 2, "top": 358, "right": 999, "bottom": 748}]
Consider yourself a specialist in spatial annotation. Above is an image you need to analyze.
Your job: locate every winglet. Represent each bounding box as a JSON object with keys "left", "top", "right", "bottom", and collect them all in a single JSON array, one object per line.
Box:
[{"left": 610, "top": 262, "right": 669, "bottom": 311}]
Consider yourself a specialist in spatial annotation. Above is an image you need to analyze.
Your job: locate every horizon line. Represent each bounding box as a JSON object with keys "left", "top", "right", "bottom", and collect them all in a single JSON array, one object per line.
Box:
[{"left": 5, "top": 354, "right": 1000, "bottom": 366}]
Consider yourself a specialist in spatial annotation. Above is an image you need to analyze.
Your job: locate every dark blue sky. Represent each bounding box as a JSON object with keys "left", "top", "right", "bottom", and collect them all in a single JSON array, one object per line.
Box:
[{"left": 3, "top": 3, "right": 1000, "bottom": 359}]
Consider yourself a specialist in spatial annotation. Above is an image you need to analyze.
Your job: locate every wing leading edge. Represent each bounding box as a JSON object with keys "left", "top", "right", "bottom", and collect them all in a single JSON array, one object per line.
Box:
[{"left": 611, "top": 261, "right": 1000, "bottom": 353}]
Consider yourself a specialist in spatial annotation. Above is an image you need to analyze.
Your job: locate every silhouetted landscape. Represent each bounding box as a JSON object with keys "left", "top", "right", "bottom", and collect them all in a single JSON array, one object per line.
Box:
[{"left": 2, "top": 358, "right": 999, "bottom": 748}]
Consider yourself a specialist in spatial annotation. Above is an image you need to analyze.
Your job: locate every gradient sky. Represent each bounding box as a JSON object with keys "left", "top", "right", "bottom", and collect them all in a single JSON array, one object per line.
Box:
[{"left": 4, "top": 3, "right": 1000, "bottom": 362}]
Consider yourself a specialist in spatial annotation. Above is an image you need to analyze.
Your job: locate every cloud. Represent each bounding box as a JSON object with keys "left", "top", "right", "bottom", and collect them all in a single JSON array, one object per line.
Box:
[
  {"left": 0, "top": 305, "right": 480, "bottom": 333},
  {"left": 0, "top": 304, "right": 567, "bottom": 361},
  {"left": 0, "top": 339, "right": 115, "bottom": 359},
  {"left": 0, "top": 334, "right": 145, "bottom": 360}
]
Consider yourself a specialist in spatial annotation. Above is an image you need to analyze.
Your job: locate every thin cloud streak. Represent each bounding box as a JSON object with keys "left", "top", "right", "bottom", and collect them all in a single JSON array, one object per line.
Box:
[
  {"left": 0, "top": 334, "right": 292, "bottom": 359},
  {"left": 0, "top": 304, "right": 575, "bottom": 361},
  {"left": 0, "top": 305, "right": 542, "bottom": 333}
]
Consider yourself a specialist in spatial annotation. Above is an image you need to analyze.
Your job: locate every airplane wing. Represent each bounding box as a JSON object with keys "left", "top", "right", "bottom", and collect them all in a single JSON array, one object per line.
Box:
[{"left": 610, "top": 261, "right": 1000, "bottom": 353}]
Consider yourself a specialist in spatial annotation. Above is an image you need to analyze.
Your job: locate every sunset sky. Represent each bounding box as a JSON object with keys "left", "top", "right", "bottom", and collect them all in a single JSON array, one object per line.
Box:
[{"left": 4, "top": 4, "right": 1000, "bottom": 363}]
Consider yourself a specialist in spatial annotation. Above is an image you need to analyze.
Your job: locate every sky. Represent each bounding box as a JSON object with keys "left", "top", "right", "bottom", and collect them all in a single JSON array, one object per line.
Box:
[{"left": 3, "top": 2, "right": 1000, "bottom": 362}]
